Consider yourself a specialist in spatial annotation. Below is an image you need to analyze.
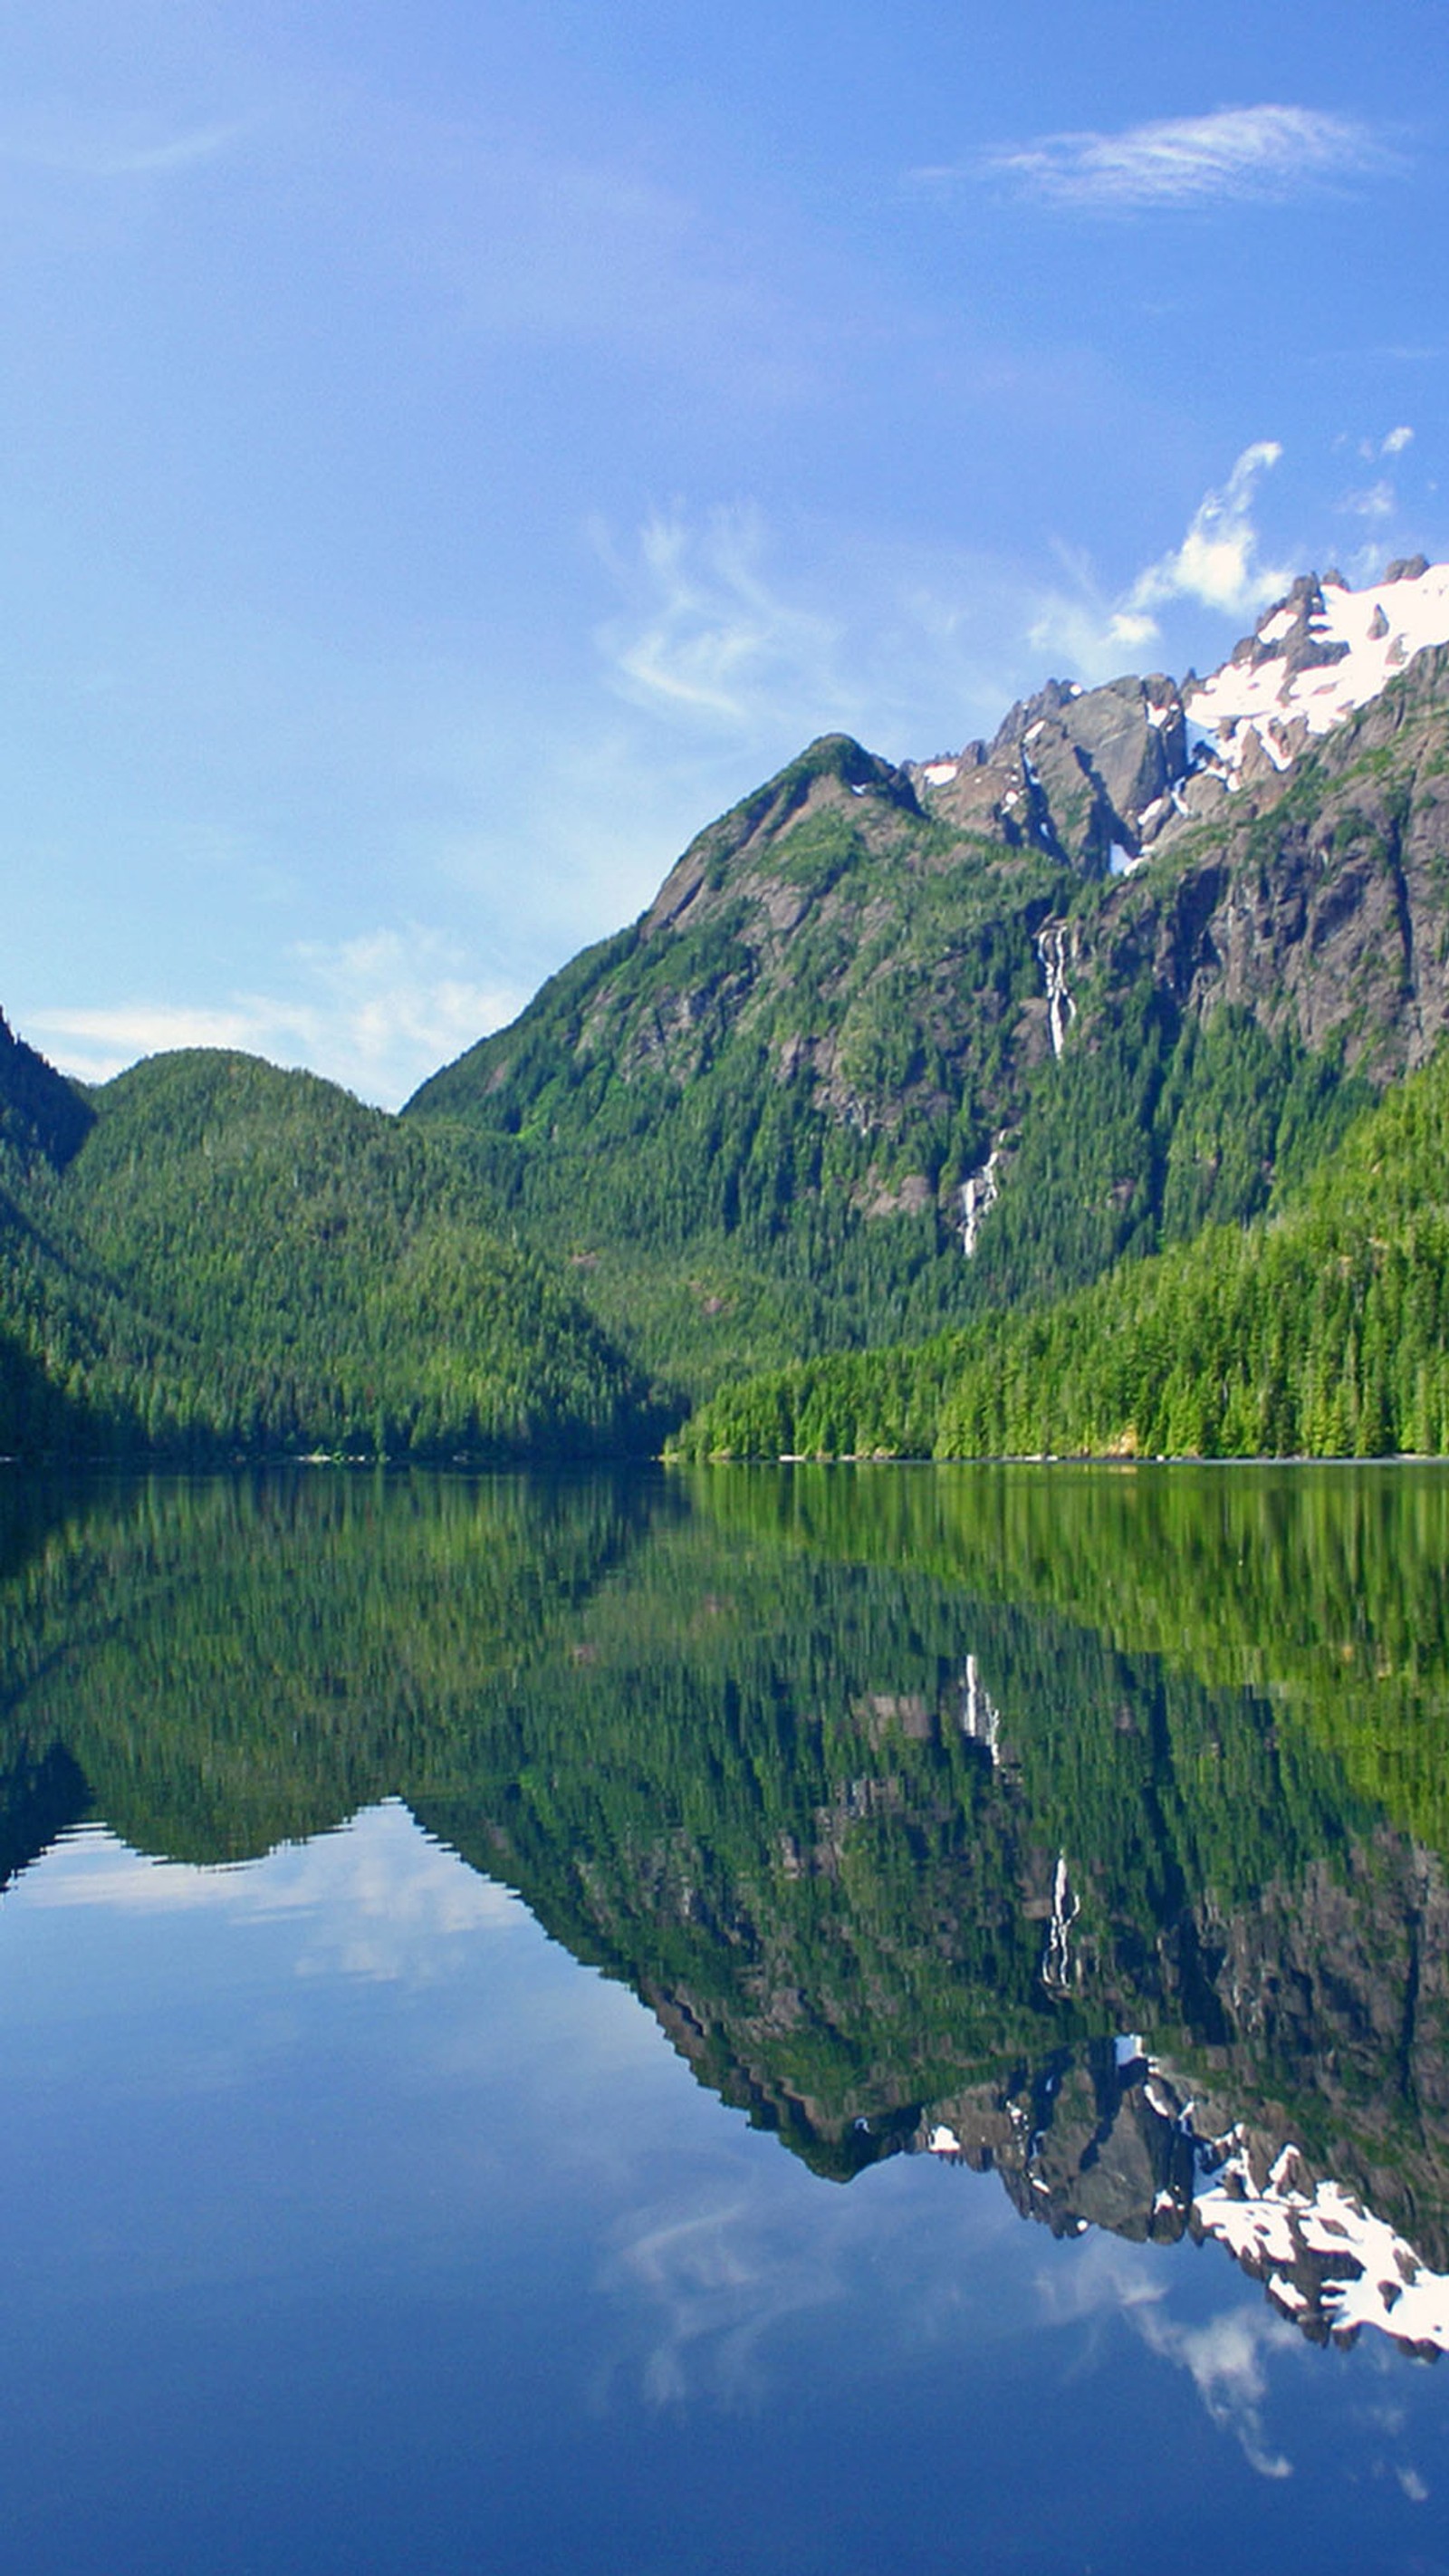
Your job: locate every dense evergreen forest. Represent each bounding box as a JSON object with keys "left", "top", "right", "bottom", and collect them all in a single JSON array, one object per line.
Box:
[
  {"left": 677, "top": 1037, "right": 1449, "bottom": 1463},
  {"left": 0, "top": 1033, "right": 655, "bottom": 1460}
]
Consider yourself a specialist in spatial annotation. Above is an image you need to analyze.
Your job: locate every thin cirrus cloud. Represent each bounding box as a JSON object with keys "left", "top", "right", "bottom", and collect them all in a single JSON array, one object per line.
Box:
[
  {"left": 592, "top": 505, "right": 1046, "bottom": 753},
  {"left": 1034, "top": 2235, "right": 1294, "bottom": 2483},
  {"left": 0, "top": 106, "right": 249, "bottom": 180},
  {"left": 966, "top": 104, "right": 1400, "bottom": 210},
  {"left": 1340, "top": 478, "right": 1396, "bottom": 524},
  {"left": 595, "top": 508, "right": 850, "bottom": 733}
]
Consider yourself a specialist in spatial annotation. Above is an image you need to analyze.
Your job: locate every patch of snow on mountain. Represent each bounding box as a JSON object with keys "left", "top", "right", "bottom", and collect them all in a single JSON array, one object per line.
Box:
[
  {"left": 1187, "top": 562, "right": 1449, "bottom": 778},
  {"left": 1256, "top": 604, "right": 1297, "bottom": 647}
]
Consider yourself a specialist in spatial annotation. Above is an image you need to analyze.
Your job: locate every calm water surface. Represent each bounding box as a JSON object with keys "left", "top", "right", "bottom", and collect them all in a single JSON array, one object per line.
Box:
[{"left": 1, "top": 1462, "right": 1447, "bottom": 2573}]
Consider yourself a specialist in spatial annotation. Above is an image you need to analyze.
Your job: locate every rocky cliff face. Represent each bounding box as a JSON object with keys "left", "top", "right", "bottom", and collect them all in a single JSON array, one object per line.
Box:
[
  {"left": 909, "top": 668, "right": 1187, "bottom": 872},
  {"left": 1084, "top": 639, "right": 1449, "bottom": 1080},
  {"left": 911, "top": 556, "right": 1449, "bottom": 877}
]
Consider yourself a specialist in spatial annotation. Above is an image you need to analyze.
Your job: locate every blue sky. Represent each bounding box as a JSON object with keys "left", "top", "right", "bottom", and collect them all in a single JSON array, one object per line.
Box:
[{"left": 6, "top": 0, "right": 1446, "bottom": 1103}]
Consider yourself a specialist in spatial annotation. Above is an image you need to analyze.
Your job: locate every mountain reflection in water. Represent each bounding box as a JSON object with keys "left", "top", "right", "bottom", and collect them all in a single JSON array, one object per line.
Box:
[{"left": 3, "top": 1460, "right": 1449, "bottom": 2368}]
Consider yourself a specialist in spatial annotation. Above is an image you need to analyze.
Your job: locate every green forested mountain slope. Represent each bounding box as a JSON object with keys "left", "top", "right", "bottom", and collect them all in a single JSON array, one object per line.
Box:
[
  {"left": 677, "top": 1034, "right": 1449, "bottom": 1461},
  {"left": 406, "top": 641, "right": 1449, "bottom": 1397},
  {"left": 0, "top": 1040, "right": 653, "bottom": 1458}
]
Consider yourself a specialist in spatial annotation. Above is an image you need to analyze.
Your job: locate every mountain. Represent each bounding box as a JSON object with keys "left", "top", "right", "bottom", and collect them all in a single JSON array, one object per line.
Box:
[
  {"left": 0, "top": 1040, "right": 655, "bottom": 1460},
  {"left": 406, "top": 560, "right": 1449, "bottom": 1400},
  {"left": 5, "top": 556, "right": 1449, "bottom": 1456}
]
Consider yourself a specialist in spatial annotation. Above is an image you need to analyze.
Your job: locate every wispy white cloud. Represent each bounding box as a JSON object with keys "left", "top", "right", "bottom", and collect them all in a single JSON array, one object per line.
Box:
[
  {"left": 1036, "top": 2235, "right": 1294, "bottom": 2479},
  {"left": 1340, "top": 479, "right": 1397, "bottom": 524},
  {"left": 25, "top": 1002, "right": 264, "bottom": 1067},
  {"left": 1331, "top": 426, "right": 1418, "bottom": 563},
  {"left": 27, "top": 924, "right": 521, "bottom": 1109},
  {"left": 591, "top": 503, "right": 1089, "bottom": 764},
  {"left": 1128, "top": 441, "right": 1292, "bottom": 617},
  {"left": 595, "top": 508, "right": 848, "bottom": 733},
  {"left": 1339, "top": 424, "right": 1415, "bottom": 464},
  {"left": 283, "top": 927, "right": 524, "bottom": 1095},
  {"left": 1030, "top": 441, "right": 1292, "bottom": 677},
  {"left": 0, "top": 107, "right": 248, "bottom": 180},
  {"left": 974, "top": 105, "right": 1399, "bottom": 211},
  {"left": 1025, "top": 557, "right": 1163, "bottom": 678}
]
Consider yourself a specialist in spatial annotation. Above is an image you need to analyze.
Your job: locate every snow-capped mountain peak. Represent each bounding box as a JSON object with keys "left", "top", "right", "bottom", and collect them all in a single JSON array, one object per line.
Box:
[
  {"left": 910, "top": 555, "right": 1449, "bottom": 876},
  {"left": 1186, "top": 555, "right": 1449, "bottom": 777}
]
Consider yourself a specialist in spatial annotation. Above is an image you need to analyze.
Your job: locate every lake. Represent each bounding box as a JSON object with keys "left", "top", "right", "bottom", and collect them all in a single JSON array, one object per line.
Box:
[{"left": 2, "top": 1460, "right": 1447, "bottom": 2573}]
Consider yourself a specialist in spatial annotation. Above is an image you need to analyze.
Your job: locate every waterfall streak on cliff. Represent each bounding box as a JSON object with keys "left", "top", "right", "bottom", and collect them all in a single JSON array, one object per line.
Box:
[
  {"left": 1035, "top": 922, "right": 1075, "bottom": 1058},
  {"left": 958, "top": 1149, "right": 1003, "bottom": 1256}
]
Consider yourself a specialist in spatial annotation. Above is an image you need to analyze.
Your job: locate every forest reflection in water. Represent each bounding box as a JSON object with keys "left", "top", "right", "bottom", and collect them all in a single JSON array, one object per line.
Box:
[{"left": 3, "top": 1456, "right": 1449, "bottom": 2376}]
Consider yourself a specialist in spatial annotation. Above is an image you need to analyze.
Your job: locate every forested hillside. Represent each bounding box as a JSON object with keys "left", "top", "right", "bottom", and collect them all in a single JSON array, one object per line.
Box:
[
  {"left": 0, "top": 1036, "right": 653, "bottom": 1460},
  {"left": 407, "top": 629, "right": 1449, "bottom": 1398},
  {"left": 677, "top": 1036, "right": 1449, "bottom": 1461}
]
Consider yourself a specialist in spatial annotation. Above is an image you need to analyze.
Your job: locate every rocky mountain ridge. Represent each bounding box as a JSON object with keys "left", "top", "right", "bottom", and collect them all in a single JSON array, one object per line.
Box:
[{"left": 905, "top": 554, "right": 1449, "bottom": 875}]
